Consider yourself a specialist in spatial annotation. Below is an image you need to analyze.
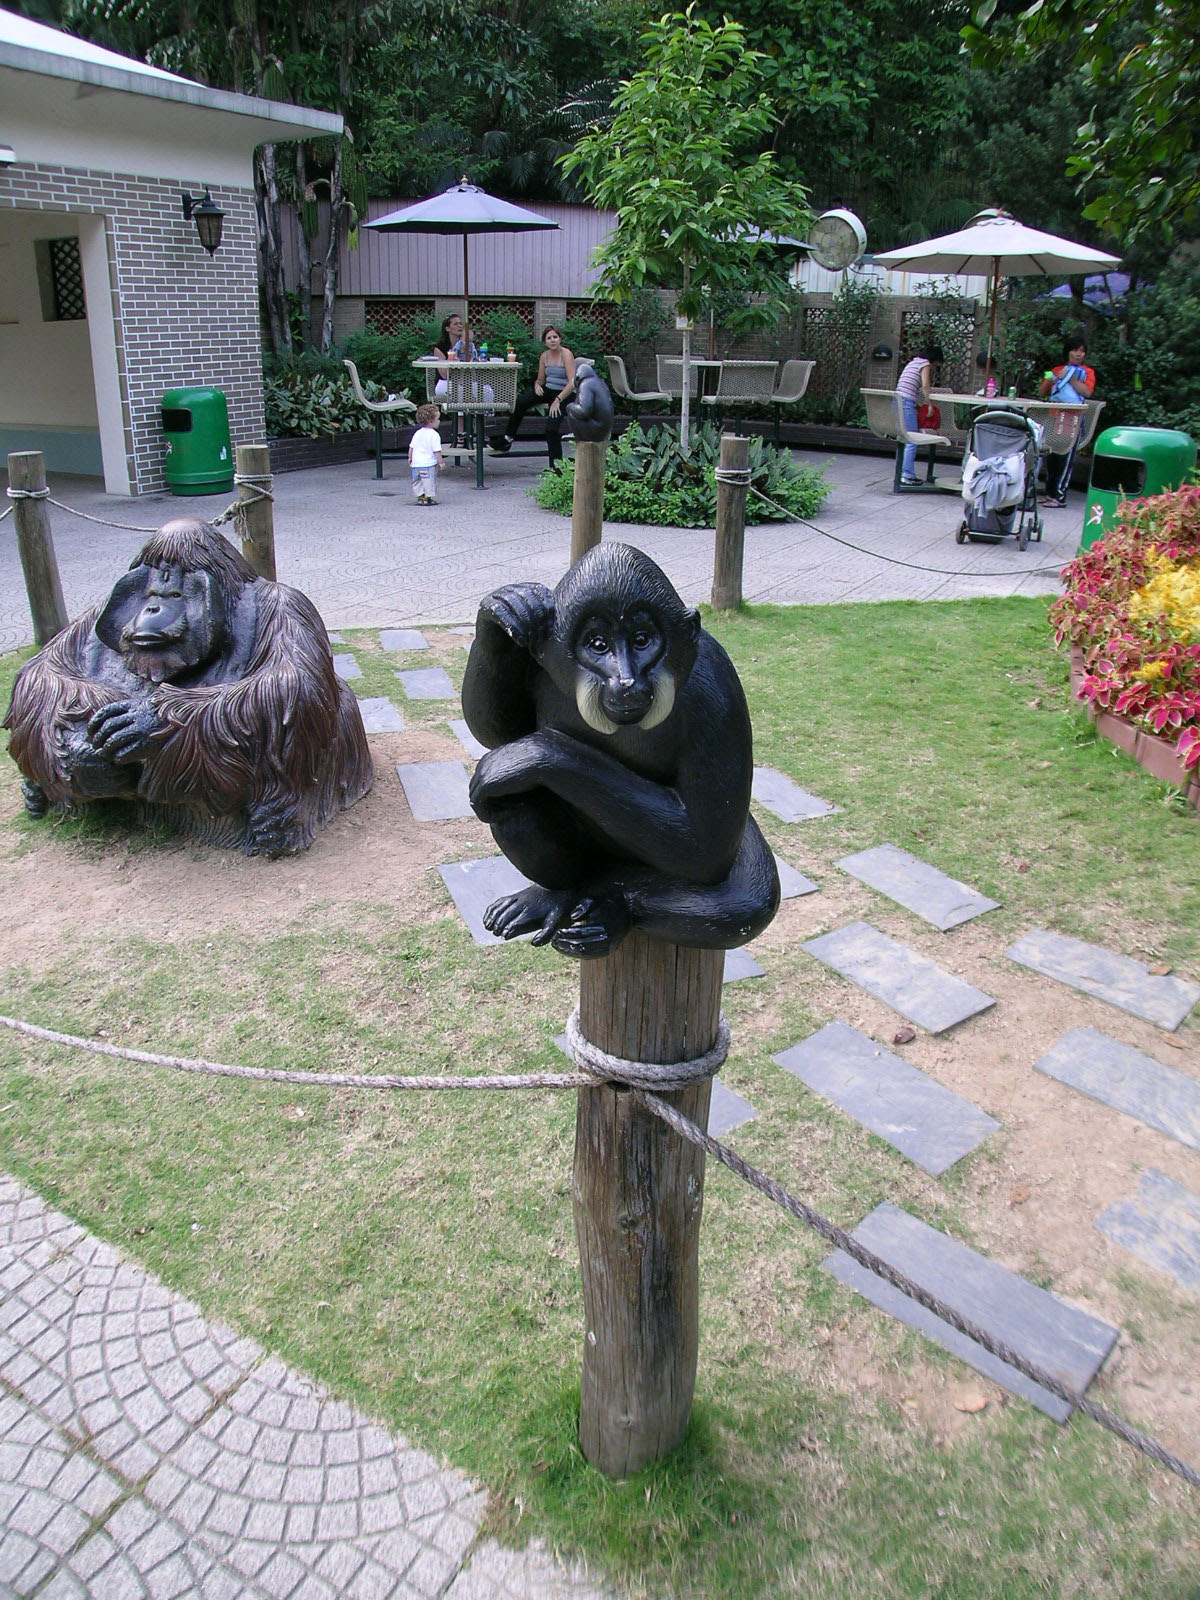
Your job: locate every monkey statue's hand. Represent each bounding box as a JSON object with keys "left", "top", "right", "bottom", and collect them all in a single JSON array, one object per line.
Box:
[
  {"left": 476, "top": 582, "right": 554, "bottom": 661},
  {"left": 87, "top": 697, "right": 168, "bottom": 763},
  {"left": 245, "top": 793, "right": 299, "bottom": 858}
]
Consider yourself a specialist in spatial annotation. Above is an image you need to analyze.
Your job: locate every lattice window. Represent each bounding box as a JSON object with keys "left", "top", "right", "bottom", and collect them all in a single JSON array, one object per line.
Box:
[
  {"left": 364, "top": 299, "right": 435, "bottom": 336},
  {"left": 900, "top": 306, "right": 975, "bottom": 394},
  {"left": 46, "top": 238, "right": 86, "bottom": 321},
  {"left": 801, "top": 305, "right": 874, "bottom": 414},
  {"left": 566, "top": 301, "right": 618, "bottom": 346},
  {"left": 475, "top": 300, "right": 535, "bottom": 331}
]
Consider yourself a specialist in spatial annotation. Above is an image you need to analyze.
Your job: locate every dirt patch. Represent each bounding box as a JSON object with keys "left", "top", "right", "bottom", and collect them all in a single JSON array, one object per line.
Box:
[{"left": 1, "top": 625, "right": 1198, "bottom": 1475}]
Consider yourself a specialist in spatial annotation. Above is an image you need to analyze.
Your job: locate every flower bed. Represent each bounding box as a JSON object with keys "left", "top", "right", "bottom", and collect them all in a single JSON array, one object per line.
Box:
[{"left": 1053, "top": 485, "right": 1200, "bottom": 805}]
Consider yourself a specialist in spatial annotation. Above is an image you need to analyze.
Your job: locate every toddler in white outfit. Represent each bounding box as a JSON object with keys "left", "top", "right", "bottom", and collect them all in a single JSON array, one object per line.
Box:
[{"left": 408, "top": 404, "right": 444, "bottom": 504}]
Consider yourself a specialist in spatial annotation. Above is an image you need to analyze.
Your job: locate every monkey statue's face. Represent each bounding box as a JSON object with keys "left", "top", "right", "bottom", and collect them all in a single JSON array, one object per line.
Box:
[
  {"left": 571, "top": 606, "right": 676, "bottom": 733},
  {"left": 104, "top": 562, "right": 224, "bottom": 684}
]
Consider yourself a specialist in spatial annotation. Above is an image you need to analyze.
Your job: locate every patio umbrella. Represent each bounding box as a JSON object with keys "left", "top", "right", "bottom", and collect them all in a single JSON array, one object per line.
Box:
[
  {"left": 873, "top": 212, "right": 1120, "bottom": 384},
  {"left": 364, "top": 177, "right": 559, "bottom": 351}
]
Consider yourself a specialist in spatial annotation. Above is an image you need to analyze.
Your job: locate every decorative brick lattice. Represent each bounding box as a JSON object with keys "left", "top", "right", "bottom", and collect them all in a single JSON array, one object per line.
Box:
[
  {"left": 364, "top": 299, "right": 435, "bottom": 336},
  {"left": 475, "top": 299, "right": 534, "bottom": 330},
  {"left": 566, "top": 301, "right": 618, "bottom": 345},
  {"left": 801, "top": 304, "right": 874, "bottom": 411},
  {"left": 47, "top": 236, "right": 86, "bottom": 320},
  {"left": 900, "top": 306, "right": 974, "bottom": 393}
]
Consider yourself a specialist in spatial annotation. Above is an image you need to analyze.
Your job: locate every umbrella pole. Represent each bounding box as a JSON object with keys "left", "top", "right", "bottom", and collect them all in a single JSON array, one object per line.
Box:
[
  {"left": 462, "top": 234, "right": 470, "bottom": 353},
  {"left": 984, "top": 257, "right": 999, "bottom": 389}
]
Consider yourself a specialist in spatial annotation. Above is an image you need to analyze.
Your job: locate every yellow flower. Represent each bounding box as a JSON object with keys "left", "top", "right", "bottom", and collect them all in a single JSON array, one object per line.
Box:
[
  {"left": 1132, "top": 660, "right": 1170, "bottom": 682},
  {"left": 1128, "top": 553, "right": 1200, "bottom": 641}
]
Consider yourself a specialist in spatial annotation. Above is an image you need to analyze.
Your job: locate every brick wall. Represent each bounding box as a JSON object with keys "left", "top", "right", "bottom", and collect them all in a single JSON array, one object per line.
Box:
[{"left": 1, "top": 162, "right": 264, "bottom": 495}]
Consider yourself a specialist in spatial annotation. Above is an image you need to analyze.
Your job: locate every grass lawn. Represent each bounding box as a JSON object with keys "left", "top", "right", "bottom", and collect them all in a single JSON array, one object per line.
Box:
[{"left": 1, "top": 596, "right": 1198, "bottom": 1598}]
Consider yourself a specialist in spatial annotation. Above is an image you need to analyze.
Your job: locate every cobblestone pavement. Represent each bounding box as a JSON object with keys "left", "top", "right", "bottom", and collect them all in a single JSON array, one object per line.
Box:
[
  {"left": 0, "top": 1177, "right": 614, "bottom": 1600},
  {"left": 1, "top": 447, "right": 1081, "bottom": 652}
]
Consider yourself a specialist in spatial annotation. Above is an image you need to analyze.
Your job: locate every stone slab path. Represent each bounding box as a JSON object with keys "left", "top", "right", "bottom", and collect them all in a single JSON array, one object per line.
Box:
[
  {"left": 438, "top": 858, "right": 531, "bottom": 946},
  {"left": 723, "top": 949, "right": 765, "bottom": 983},
  {"left": 1095, "top": 1169, "right": 1200, "bottom": 1293},
  {"left": 773, "top": 1022, "right": 999, "bottom": 1175},
  {"left": 1033, "top": 1026, "right": 1200, "bottom": 1154},
  {"left": 397, "top": 762, "right": 472, "bottom": 822},
  {"left": 380, "top": 630, "right": 429, "bottom": 652},
  {"left": 1007, "top": 929, "right": 1200, "bottom": 1031},
  {"left": 0, "top": 1177, "right": 611, "bottom": 1600},
  {"left": 358, "top": 698, "right": 406, "bottom": 734},
  {"left": 449, "top": 721, "right": 488, "bottom": 761},
  {"left": 332, "top": 654, "right": 362, "bottom": 681},
  {"left": 802, "top": 922, "right": 996, "bottom": 1034},
  {"left": 707, "top": 1081, "right": 759, "bottom": 1137},
  {"left": 750, "top": 769, "right": 838, "bottom": 822},
  {"left": 835, "top": 844, "right": 999, "bottom": 931},
  {"left": 398, "top": 668, "right": 457, "bottom": 701},
  {"left": 823, "top": 1203, "right": 1120, "bottom": 1422},
  {"left": 773, "top": 855, "right": 819, "bottom": 900}
]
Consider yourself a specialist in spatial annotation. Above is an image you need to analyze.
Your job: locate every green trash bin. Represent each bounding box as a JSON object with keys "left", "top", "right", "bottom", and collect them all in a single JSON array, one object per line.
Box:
[
  {"left": 1081, "top": 425, "right": 1196, "bottom": 549},
  {"left": 162, "top": 387, "right": 234, "bottom": 496}
]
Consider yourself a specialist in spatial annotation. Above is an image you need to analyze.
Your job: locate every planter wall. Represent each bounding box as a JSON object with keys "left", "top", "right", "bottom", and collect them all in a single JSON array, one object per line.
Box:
[{"left": 1069, "top": 646, "right": 1199, "bottom": 807}]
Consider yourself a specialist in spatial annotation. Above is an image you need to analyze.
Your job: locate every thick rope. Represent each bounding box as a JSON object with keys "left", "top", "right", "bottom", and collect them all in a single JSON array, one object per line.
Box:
[{"left": 1, "top": 1006, "right": 1195, "bottom": 1488}]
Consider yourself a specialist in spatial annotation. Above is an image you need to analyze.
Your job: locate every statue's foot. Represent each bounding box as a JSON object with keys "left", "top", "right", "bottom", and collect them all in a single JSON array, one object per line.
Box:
[
  {"left": 21, "top": 780, "right": 49, "bottom": 819},
  {"left": 550, "top": 894, "right": 631, "bottom": 960},
  {"left": 483, "top": 886, "right": 577, "bottom": 944}
]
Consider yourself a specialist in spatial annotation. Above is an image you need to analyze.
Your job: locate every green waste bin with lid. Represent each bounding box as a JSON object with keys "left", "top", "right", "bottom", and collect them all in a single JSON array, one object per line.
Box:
[
  {"left": 1081, "top": 425, "right": 1196, "bottom": 550},
  {"left": 162, "top": 387, "right": 234, "bottom": 495}
]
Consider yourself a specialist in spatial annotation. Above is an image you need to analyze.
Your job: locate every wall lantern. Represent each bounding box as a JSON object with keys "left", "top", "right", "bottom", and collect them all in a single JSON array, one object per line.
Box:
[
  {"left": 871, "top": 343, "right": 893, "bottom": 360},
  {"left": 181, "top": 189, "right": 225, "bottom": 255}
]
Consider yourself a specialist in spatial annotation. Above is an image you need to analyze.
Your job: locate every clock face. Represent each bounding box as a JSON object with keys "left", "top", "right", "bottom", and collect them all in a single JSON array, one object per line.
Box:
[{"left": 809, "top": 209, "right": 866, "bottom": 271}]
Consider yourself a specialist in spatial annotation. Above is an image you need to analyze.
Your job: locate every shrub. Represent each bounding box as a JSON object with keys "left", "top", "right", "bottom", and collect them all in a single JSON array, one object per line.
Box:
[
  {"left": 1050, "top": 484, "right": 1200, "bottom": 772},
  {"left": 264, "top": 369, "right": 394, "bottom": 438},
  {"left": 530, "top": 422, "right": 830, "bottom": 528}
]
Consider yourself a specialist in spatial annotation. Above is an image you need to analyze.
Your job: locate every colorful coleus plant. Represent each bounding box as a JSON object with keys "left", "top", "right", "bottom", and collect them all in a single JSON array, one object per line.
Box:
[{"left": 1051, "top": 483, "right": 1200, "bottom": 772}]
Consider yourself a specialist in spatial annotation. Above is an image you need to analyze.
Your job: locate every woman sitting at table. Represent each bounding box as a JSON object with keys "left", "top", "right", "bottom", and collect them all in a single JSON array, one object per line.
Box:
[
  {"left": 489, "top": 325, "right": 576, "bottom": 465},
  {"left": 432, "top": 312, "right": 493, "bottom": 439}
]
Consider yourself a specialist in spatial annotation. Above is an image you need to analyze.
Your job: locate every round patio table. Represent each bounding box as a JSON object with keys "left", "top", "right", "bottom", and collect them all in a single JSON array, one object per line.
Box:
[{"left": 413, "top": 360, "right": 520, "bottom": 489}]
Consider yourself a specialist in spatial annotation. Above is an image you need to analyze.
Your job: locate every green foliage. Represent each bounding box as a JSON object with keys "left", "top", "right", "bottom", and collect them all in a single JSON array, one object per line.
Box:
[
  {"left": 530, "top": 422, "right": 830, "bottom": 527},
  {"left": 909, "top": 279, "right": 977, "bottom": 391},
  {"left": 264, "top": 370, "right": 389, "bottom": 439},
  {"left": 561, "top": 8, "right": 811, "bottom": 320},
  {"left": 965, "top": 0, "right": 1200, "bottom": 243}
]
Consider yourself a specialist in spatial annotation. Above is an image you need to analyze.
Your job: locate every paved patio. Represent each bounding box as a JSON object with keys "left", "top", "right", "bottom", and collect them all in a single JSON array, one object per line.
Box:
[{"left": 1, "top": 445, "right": 1081, "bottom": 653}]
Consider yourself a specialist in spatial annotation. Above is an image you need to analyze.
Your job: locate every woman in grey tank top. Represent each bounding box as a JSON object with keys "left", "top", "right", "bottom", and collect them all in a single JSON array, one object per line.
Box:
[{"left": 490, "top": 325, "right": 577, "bottom": 465}]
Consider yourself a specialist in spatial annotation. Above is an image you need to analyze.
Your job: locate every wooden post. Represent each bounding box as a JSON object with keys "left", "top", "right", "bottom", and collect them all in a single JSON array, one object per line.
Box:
[
  {"left": 573, "top": 931, "right": 722, "bottom": 1476},
  {"left": 8, "top": 451, "right": 68, "bottom": 648},
  {"left": 234, "top": 443, "right": 276, "bottom": 581},
  {"left": 711, "top": 433, "right": 749, "bottom": 611},
  {"left": 570, "top": 439, "right": 607, "bottom": 566}
]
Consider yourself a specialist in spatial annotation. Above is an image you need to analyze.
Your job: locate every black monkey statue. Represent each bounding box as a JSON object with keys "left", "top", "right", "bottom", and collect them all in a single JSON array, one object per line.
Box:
[
  {"left": 564, "top": 362, "right": 614, "bottom": 442},
  {"left": 461, "top": 543, "right": 779, "bottom": 957},
  {"left": 4, "top": 517, "right": 372, "bottom": 856}
]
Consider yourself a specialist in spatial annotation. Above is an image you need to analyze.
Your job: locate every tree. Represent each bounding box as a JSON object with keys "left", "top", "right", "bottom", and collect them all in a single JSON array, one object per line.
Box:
[
  {"left": 562, "top": 6, "right": 811, "bottom": 450},
  {"left": 965, "top": 0, "right": 1200, "bottom": 243}
]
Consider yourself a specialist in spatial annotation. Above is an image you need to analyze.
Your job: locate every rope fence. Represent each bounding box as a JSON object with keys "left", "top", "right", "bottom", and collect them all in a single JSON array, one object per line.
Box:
[
  {"left": 1, "top": 1006, "right": 1195, "bottom": 1490},
  {"left": 4, "top": 479, "right": 273, "bottom": 536}
]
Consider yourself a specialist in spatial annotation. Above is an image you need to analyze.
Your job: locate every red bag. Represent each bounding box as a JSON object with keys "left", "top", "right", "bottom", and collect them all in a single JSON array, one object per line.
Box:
[{"left": 917, "top": 402, "right": 941, "bottom": 430}]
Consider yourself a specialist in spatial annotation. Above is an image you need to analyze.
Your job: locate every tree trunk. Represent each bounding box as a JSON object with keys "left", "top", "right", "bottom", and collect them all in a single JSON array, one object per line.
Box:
[
  {"left": 679, "top": 259, "right": 693, "bottom": 457},
  {"left": 256, "top": 144, "right": 291, "bottom": 357},
  {"left": 319, "top": 137, "right": 345, "bottom": 354}
]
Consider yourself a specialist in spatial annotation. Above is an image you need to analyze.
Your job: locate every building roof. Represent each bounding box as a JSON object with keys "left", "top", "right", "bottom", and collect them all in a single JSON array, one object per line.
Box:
[{"left": 0, "top": 9, "right": 341, "bottom": 145}]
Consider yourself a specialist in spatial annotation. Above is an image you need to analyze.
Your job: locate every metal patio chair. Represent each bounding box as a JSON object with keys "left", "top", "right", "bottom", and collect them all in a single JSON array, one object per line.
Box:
[
  {"left": 769, "top": 359, "right": 815, "bottom": 446},
  {"left": 700, "top": 360, "right": 778, "bottom": 433},
  {"left": 605, "top": 355, "right": 670, "bottom": 419},
  {"left": 343, "top": 359, "right": 416, "bottom": 478}
]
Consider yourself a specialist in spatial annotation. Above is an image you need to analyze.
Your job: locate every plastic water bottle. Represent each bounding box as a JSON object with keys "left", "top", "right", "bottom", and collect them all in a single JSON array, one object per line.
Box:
[
  {"left": 479, "top": 342, "right": 489, "bottom": 361},
  {"left": 986, "top": 376, "right": 996, "bottom": 397}
]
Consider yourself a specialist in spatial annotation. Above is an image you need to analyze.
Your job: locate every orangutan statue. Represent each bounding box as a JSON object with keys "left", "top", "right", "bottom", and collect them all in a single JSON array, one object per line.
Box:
[{"left": 4, "top": 517, "right": 372, "bottom": 856}]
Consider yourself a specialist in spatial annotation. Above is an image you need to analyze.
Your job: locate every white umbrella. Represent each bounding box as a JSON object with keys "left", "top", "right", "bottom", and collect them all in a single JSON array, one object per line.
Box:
[
  {"left": 364, "top": 177, "right": 559, "bottom": 352},
  {"left": 873, "top": 212, "right": 1121, "bottom": 383}
]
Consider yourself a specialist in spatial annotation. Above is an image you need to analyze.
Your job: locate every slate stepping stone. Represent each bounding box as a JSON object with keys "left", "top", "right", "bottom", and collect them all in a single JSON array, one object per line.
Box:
[
  {"left": 775, "top": 854, "right": 819, "bottom": 899},
  {"left": 836, "top": 844, "right": 999, "bottom": 931},
  {"left": 449, "top": 718, "right": 488, "bottom": 760},
  {"left": 439, "top": 855, "right": 531, "bottom": 944},
  {"left": 824, "top": 1202, "right": 1119, "bottom": 1421},
  {"left": 803, "top": 921, "right": 996, "bottom": 1034},
  {"left": 752, "top": 767, "right": 839, "bottom": 821},
  {"left": 1095, "top": 1169, "right": 1200, "bottom": 1292},
  {"left": 397, "top": 761, "right": 471, "bottom": 821},
  {"left": 1007, "top": 929, "right": 1200, "bottom": 1031},
  {"left": 774, "top": 1021, "right": 998, "bottom": 1175},
  {"left": 357, "top": 697, "right": 405, "bottom": 734},
  {"left": 1033, "top": 1026, "right": 1200, "bottom": 1154},
  {"left": 398, "top": 666, "right": 457, "bottom": 700},
  {"left": 326, "top": 631, "right": 346, "bottom": 645},
  {"left": 332, "top": 653, "right": 361, "bottom": 681},
  {"left": 379, "top": 628, "right": 429, "bottom": 652},
  {"left": 724, "top": 948, "right": 765, "bottom": 982},
  {"left": 708, "top": 1080, "right": 759, "bottom": 1136}
]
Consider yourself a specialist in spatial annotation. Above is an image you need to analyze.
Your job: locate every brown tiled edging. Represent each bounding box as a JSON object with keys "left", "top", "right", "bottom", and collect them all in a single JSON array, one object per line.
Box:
[{"left": 1069, "top": 647, "right": 1199, "bottom": 808}]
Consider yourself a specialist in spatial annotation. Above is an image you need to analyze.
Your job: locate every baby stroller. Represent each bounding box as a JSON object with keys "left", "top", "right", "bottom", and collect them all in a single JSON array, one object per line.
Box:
[{"left": 957, "top": 408, "right": 1043, "bottom": 551}]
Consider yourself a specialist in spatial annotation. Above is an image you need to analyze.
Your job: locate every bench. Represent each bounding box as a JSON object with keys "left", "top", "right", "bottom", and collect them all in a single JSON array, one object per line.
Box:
[
  {"left": 861, "top": 388, "right": 954, "bottom": 493},
  {"left": 343, "top": 360, "right": 416, "bottom": 478}
]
